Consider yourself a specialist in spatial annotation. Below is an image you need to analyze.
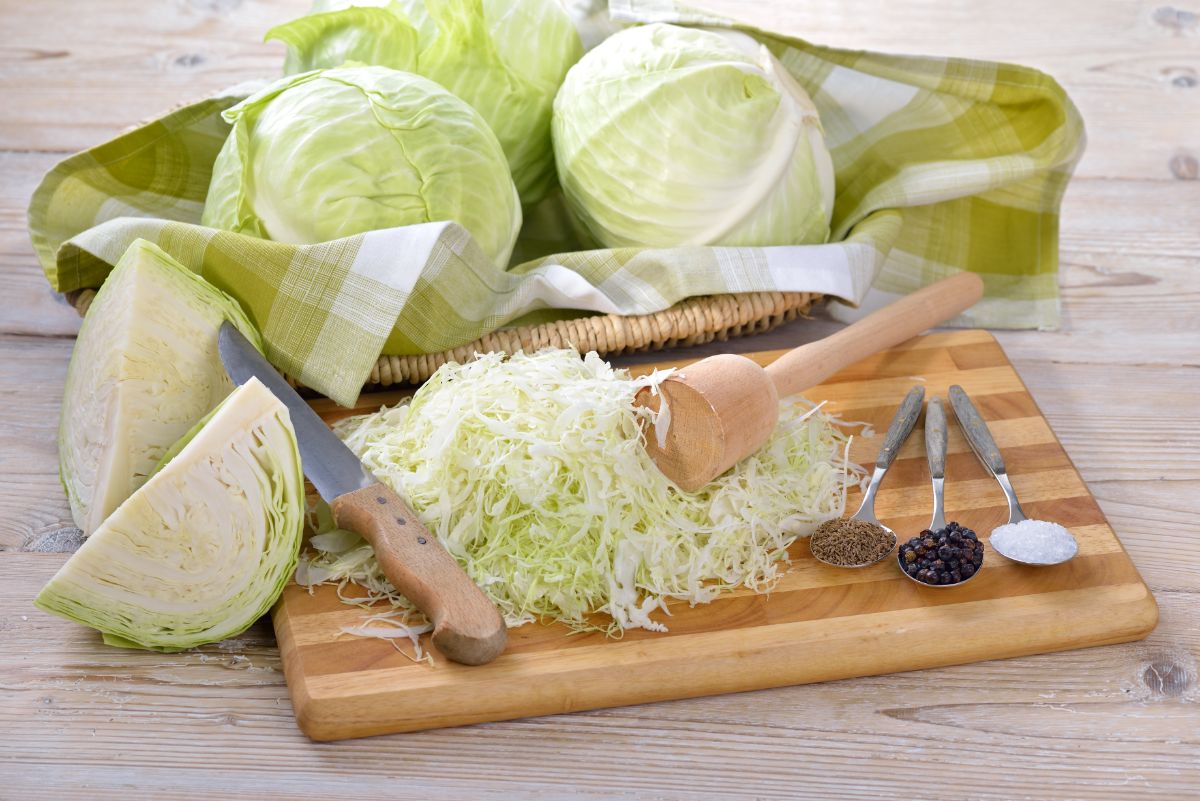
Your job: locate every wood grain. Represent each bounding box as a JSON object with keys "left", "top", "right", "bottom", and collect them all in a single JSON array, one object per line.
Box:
[
  {"left": 0, "top": 0, "right": 1197, "bottom": 796},
  {"left": 275, "top": 332, "right": 1158, "bottom": 740}
]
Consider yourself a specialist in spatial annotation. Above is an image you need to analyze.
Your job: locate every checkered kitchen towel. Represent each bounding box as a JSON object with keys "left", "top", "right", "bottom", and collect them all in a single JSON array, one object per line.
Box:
[{"left": 28, "top": 0, "right": 1084, "bottom": 406}]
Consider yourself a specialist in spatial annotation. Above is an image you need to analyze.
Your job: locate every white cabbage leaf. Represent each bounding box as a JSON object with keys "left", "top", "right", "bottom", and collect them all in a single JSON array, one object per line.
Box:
[
  {"left": 202, "top": 65, "right": 522, "bottom": 267},
  {"left": 59, "top": 239, "right": 263, "bottom": 535},
  {"left": 265, "top": 0, "right": 584, "bottom": 205},
  {"left": 552, "top": 23, "right": 835, "bottom": 249},
  {"left": 37, "top": 377, "right": 305, "bottom": 651}
]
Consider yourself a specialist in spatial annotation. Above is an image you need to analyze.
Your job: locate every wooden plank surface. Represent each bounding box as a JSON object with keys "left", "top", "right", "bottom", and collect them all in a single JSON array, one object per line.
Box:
[
  {"left": 278, "top": 332, "right": 1158, "bottom": 740},
  {"left": 0, "top": 0, "right": 1197, "bottom": 797}
]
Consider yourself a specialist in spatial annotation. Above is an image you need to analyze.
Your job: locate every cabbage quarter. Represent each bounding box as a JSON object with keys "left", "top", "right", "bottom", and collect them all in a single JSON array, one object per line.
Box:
[
  {"left": 36, "top": 378, "right": 305, "bottom": 651},
  {"left": 59, "top": 239, "right": 263, "bottom": 535}
]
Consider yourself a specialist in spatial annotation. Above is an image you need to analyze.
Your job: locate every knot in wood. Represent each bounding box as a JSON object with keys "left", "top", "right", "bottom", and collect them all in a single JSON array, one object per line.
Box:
[{"left": 1141, "top": 659, "right": 1194, "bottom": 697}]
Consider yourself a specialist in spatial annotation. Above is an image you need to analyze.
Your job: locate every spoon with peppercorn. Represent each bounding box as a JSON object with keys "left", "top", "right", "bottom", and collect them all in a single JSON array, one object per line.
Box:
[
  {"left": 809, "top": 385, "right": 925, "bottom": 569},
  {"left": 947, "top": 385, "right": 1078, "bottom": 566},
  {"left": 897, "top": 396, "right": 985, "bottom": 587}
]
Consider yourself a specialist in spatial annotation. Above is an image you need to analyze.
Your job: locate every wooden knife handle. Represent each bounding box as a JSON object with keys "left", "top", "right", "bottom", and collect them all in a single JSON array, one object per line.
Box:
[
  {"left": 331, "top": 483, "right": 507, "bottom": 666},
  {"left": 764, "top": 272, "right": 984, "bottom": 399}
]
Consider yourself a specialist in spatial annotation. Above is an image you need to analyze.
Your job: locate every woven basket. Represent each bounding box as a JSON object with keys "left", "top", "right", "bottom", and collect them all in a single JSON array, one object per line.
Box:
[{"left": 68, "top": 289, "right": 819, "bottom": 389}]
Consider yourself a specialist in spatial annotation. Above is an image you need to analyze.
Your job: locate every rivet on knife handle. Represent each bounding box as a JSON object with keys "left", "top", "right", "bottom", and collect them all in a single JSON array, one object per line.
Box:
[
  {"left": 948, "top": 385, "right": 1007, "bottom": 476},
  {"left": 875, "top": 386, "right": 925, "bottom": 471},
  {"left": 331, "top": 483, "right": 507, "bottom": 666}
]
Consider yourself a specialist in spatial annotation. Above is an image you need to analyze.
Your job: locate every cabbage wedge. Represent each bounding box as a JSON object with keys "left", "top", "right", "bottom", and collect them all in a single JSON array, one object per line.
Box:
[
  {"left": 59, "top": 240, "right": 263, "bottom": 535},
  {"left": 36, "top": 377, "right": 305, "bottom": 651}
]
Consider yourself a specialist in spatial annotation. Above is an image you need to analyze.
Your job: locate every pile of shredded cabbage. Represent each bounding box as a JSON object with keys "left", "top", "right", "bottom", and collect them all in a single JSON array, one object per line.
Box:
[{"left": 298, "top": 349, "right": 862, "bottom": 638}]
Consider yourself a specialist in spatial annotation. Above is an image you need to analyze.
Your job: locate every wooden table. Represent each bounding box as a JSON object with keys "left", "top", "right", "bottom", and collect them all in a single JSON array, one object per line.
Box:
[{"left": 1, "top": 1, "right": 1196, "bottom": 798}]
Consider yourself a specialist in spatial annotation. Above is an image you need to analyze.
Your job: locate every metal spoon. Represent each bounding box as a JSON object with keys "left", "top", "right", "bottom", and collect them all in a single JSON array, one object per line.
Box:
[
  {"left": 897, "top": 396, "right": 982, "bottom": 588},
  {"left": 947, "top": 385, "right": 1078, "bottom": 565},
  {"left": 811, "top": 385, "right": 924, "bottom": 568}
]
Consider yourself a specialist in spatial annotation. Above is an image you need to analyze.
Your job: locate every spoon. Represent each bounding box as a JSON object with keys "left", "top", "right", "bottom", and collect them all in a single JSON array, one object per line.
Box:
[
  {"left": 897, "top": 396, "right": 982, "bottom": 588},
  {"left": 640, "top": 272, "right": 984, "bottom": 491},
  {"left": 947, "top": 385, "right": 1078, "bottom": 565},
  {"left": 810, "top": 385, "right": 924, "bottom": 568}
]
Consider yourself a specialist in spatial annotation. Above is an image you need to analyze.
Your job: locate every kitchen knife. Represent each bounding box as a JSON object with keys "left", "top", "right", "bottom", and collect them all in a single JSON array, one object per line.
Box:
[{"left": 218, "top": 322, "right": 506, "bottom": 666}]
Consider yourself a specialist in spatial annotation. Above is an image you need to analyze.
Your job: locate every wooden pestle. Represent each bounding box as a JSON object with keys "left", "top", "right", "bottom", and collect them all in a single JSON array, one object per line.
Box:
[{"left": 638, "top": 272, "right": 985, "bottom": 491}]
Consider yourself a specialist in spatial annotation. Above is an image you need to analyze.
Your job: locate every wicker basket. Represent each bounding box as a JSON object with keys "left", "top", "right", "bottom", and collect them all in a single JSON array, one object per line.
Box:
[{"left": 68, "top": 289, "right": 819, "bottom": 389}]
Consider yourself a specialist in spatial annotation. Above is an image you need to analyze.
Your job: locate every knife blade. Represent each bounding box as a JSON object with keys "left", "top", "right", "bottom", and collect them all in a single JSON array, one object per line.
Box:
[
  {"left": 218, "top": 322, "right": 506, "bottom": 666},
  {"left": 218, "top": 324, "right": 374, "bottom": 503}
]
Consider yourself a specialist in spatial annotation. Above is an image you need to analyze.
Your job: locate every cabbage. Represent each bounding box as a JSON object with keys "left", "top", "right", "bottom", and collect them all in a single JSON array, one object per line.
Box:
[
  {"left": 299, "top": 349, "right": 860, "bottom": 633},
  {"left": 59, "top": 239, "right": 263, "bottom": 535},
  {"left": 552, "top": 23, "right": 836, "bottom": 248},
  {"left": 36, "top": 377, "right": 305, "bottom": 651},
  {"left": 202, "top": 65, "right": 522, "bottom": 266},
  {"left": 265, "top": 0, "right": 583, "bottom": 204}
]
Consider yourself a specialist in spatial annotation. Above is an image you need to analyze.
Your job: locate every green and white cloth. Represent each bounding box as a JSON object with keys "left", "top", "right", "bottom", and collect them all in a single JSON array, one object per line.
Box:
[{"left": 28, "top": 1, "right": 1084, "bottom": 406}]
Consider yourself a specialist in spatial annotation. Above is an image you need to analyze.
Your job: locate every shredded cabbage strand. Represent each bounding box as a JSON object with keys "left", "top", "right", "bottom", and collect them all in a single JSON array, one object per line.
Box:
[{"left": 299, "top": 349, "right": 861, "bottom": 634}]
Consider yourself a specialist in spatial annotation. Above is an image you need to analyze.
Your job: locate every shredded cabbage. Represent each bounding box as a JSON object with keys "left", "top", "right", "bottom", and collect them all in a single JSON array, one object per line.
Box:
[{"left": 299, "top": 349, "right": 862, "bottom": 634}]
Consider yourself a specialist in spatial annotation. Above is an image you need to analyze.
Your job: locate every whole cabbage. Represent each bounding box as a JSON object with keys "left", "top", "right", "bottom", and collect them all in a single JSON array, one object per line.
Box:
[
  {"left": 202, "top": 65, "right": 521, "bottom": 267},
  {"left": 552, "top": 23, "right": 835, "bottom": 249},
  {"left": 266, "top": 0, "right": 583, "bottom": 205}
]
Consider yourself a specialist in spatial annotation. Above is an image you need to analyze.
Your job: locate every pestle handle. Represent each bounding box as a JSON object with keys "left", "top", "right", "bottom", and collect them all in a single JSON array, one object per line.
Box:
[{"left": 764, "top": 273, "right": 984, "bottom": 399}]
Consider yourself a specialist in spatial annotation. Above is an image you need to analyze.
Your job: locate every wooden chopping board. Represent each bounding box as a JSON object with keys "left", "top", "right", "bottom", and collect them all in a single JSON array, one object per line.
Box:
[{"left": 274, "top": 330, "right": 1157, "bottom": 741}]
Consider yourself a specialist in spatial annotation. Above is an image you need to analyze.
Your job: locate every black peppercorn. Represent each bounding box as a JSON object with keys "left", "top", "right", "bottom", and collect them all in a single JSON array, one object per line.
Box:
[{"left": 898, "top": 522, "right": 983, "bottom": 586}]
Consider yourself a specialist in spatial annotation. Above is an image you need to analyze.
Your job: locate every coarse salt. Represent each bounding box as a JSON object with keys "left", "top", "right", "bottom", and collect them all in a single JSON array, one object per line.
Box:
[{"left": 989, "top": 519, "right": 1078, "bottom": 564}]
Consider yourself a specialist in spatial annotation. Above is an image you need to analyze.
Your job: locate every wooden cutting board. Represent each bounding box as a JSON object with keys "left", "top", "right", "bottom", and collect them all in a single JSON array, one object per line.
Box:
[{"left": 274, "top": 330, "right": 1157, "bottom": 741}]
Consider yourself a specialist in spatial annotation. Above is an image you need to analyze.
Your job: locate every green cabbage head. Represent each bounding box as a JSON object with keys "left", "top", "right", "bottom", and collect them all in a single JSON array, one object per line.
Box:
[
  {"left": 202, "top": 65, "right": 522, "bottom": 267},
  {"left": 552, "top": 23, "right": 836, "bottom": 249},
  {"left": 265, "top": 0, "right": 584, "bottom": 205},
  {"left": 37, "top": 377, "right": 304, "bottom": 652}
]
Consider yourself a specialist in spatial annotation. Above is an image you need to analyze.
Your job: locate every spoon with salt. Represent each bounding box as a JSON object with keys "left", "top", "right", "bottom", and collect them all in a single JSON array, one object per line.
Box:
[
  {"left": 947, "top": 385, "right": 1079, "bottom": 565},
  {"left": 809, "top": 385, "right": 925, "bottom": 568}
]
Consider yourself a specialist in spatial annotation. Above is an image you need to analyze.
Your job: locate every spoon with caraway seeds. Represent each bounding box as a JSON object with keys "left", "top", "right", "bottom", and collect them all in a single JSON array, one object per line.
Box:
[{"left": 809, "top": 385, "right": 925, "bottom": 568}]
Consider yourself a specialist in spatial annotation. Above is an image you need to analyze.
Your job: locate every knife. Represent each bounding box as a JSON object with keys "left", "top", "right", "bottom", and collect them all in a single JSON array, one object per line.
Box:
[{"left": 218, "top": 322, "right": 506, "bottom": 666}]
